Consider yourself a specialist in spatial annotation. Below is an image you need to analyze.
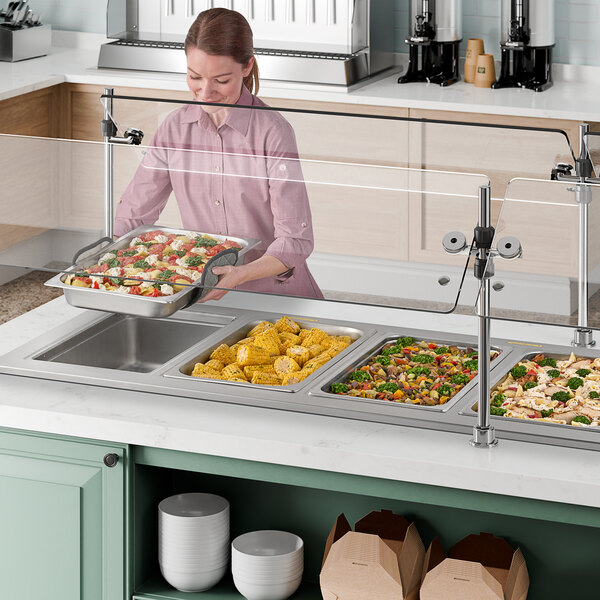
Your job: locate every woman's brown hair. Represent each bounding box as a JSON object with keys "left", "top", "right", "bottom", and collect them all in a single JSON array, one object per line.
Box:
[{"left": 185, "top": 8, "right": 259, "bottom": 95}]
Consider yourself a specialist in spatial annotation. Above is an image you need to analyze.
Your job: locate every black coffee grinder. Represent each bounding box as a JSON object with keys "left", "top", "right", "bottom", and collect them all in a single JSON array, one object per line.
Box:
[
  {"left": 493, "top": 0, "right": 555, "bottom": 92},
  {"left": 398, "top": 0, "right": 462, "bottom": 87}
]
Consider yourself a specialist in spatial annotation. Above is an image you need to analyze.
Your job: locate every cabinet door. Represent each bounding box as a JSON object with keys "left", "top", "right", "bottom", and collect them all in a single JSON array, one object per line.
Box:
[{"left": 0, "top": 430, "right": 127, "bottom": 600}]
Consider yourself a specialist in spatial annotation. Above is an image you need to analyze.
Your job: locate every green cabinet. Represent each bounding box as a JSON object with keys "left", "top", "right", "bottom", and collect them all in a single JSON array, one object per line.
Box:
[{"left": 0, "top": 429, "right": 128, "bottom": 600}]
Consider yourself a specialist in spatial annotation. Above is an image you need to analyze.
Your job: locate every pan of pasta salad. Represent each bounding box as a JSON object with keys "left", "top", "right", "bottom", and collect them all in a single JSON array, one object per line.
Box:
[{"left": 44, "top": 226, "right": 260, "bottom": 317}]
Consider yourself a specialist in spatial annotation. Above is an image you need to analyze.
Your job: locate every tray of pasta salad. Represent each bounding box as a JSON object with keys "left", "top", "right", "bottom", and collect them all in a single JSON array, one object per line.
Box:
[
  {"left": 468, "top": 350, "right": 600, "bottom": 430},
  {"left": 45, "top": 226, "right": 260, "bottom": 317}
]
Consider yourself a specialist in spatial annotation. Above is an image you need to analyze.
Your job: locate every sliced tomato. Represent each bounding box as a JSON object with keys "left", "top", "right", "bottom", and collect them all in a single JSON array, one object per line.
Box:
[
  {"left": 121, "top": 255, "right": 144, "bottom": 266},
  {"left": 168, "top": 274, "right": 193, "bottom": 284},
  {"left": 150, "top": 287, "right": 162, "bottom": 297},
  {"left": 168, "top": 253, "right": 180, "bottom": 263},
  {"left": 73, "top": 276, "right": 92, "bottom": 284},
  {"left": 181, "top": 243, "right": 196, "bottom": 252},
  {"left": 141, "top": 230, "right": 166, "bottom": 242},
  {"left": 149, "top": 243, "right": 167, "bottom": 254},
  {"left": 88, "top": 263, "right": 108, "bottom": 274},
  {"left": 92, "top": 281, "right": 100, "bottom": 289},
  {"left": 221, "top": 240, "right": 241, "bottom": 249},
  {"left": 129, "top": 286, "right": 142, "bottom": 295},
  {"left": 205, "top": 244, "right": 225, "bottom": 257},
  {"left": 428, "top": 343, "right": 437, "bottom": 349}
]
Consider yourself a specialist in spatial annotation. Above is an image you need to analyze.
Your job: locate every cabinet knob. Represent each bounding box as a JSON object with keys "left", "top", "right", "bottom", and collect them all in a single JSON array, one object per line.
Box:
[{"left": 103, "top": 453, "right": 119, "bottom": 468}]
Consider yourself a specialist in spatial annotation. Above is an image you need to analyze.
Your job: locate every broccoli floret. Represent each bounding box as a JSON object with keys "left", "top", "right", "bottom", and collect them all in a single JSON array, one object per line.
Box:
[
  {"left": 547, "top": 369, "right": 560, "bottom": 378},
  {"left": 381, "top": 345, "right": 402, "bottom": 356},
  {"left": 510, "top": 365, "right": 528, "bottom": 379},
  {"left": 330, "top": 383, "right": 349, "bottom": 394},
  {"left": 567, "top": 377, "right": 584, "bottom": 390},
  {"left": 491, "top": 393, "right": 506, "bottom": 407},
  {"left": 186, "top": 255, "right": 206, "bottom": 267},
  {"left": 397, "top": 336, "right": 415, "bottom": 347},
  {"left": 524, "top": 381, "right": 538, "bottom": 390},
  {"left": 537, "top": 357, "right": 557, "bottom": 368},
  {"left": 540, "top": 409, "right": 554, "bottom": 418},
  {"left": 375, "top": 355, "right": 391, "bottom": 366},
  {"left": 102, "top": 257, "right": 120, "bottom": 268},
  {"left": 490, "top": 406, "right": 507, "bottom": 416},
  {"left": 156, "top": 269, "right": 176, "bottom": 281},
  {"left": 412, "top": 354, "right": 434, "bottom": 364},
  {"left": 194, "top": 237, "right": 218, "bottom": 248},
  {"left": 434, "top": 346, "right": 449, "bottom": 355},
  {"left": 576, "top": 368, "right": 592, "bottom": 378},
  {"left": 450, "top": 373, "right": 469, "bottom": 385},
  {"left": 377, "top": 382, "right": 400, "bottom": 394},
  {"left": 406, "top": 367, "right": 431, "bottom": 377},
  {"left": 437, "top": 383, "right": 452, "bottom": 396},
  {"left": 589, "top": 391, "right": 600, "bottom": 399},
  {"left": 348, "top": 370, "right": 372, "bottom": 382},
  {"left": 551, "top": 391, "right": 571, "bottom": 403},
  {"left": 464, "top": 359, "right": 479, "bottom": 371},
  {"left": 133, "top": 259, "right": 150, "bottom": 269},
  {"left": 573, "top": 415, "right": 591, "bottom": 425}
]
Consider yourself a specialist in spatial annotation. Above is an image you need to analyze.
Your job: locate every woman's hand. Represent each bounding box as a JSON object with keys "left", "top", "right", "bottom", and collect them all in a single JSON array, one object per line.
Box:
[
  {"left": 198, "top": 255, "right": 289, "bottom": 303},
  {"left": 198, "top": 265, "right": 245, "bottom": 303}
]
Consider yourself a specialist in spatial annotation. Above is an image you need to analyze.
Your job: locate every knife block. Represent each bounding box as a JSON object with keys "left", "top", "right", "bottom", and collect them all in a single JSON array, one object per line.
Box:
[{"left": 0, "top": 23, "right": 51, "bottom": 61}]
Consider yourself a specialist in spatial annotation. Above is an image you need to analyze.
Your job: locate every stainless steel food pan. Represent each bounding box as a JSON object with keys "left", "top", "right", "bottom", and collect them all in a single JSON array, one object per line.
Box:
[
  {"left": 45, "top": 225, "right": 260, "bottom": 318},
  {"left": 461, "top": 346, "right": 600, "bottom": 436},
  {"left": 312, "top": 332, "right": 505, "bottom": 413},
  {"left": 164, "top": 315, "right": 375, "bottom": 393}
]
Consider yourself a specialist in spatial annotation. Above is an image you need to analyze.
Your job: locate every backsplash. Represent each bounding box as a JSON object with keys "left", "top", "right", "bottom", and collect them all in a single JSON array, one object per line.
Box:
[{"left": 30, "top": 0, "right": 600, "bottom": 66}]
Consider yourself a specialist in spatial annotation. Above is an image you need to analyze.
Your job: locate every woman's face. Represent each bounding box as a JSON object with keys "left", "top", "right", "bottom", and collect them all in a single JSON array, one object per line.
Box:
[{"left": 186, "top": 48, "right": 253, "bottom": 114}]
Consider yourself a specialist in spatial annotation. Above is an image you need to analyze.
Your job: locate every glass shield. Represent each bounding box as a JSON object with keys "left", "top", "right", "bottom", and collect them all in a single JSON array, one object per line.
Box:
[
  {"left": 102, "top": 97, "right": 491, "bottom": 312},
  {"left": 0, "top": 105, "right": 487, "bottom": 314},
  {"left": 480, "top": 177, "right": 600, "bottom": 329},
  {"left": 586, "top": 132, "right": 600, "bottom": 178}
]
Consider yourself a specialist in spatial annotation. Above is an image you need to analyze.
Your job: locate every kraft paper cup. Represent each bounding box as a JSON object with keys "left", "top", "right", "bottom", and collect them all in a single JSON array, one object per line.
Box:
[
  {"left": 474, "top": 54, "right": 496, "bottom": 88},
  {"left": 464, "top": 38, "right": 485, "bottom": 83}
]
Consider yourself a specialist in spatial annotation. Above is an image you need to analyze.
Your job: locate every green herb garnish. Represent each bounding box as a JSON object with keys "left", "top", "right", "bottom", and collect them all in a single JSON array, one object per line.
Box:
[
  {"left": 573, "top": 415, "right": 591, "bottom": 425},
  {"left": 434, "top": 346, "right": 449, "bottom": 355},
  {"left": 194, "top": 237, "right": 218, "bottom": 248},
  {"left": 464, "top": 359, "right": 479, "bottom": 371},
  {"left": 102, "top": 257, "right": 120, "bottom": 268},
  {"left": 375, "top": 355, "right": 391, "bottom": 366},
  {"left": 348, "top": 370, "right": 372, "bottom": 382},
  {"left": 377, "top": 382, "right": 400, "bottom": 394},
  {"left": 156, "top": 269, "right": 176, "bottom": 281},
  {"left": 412, "top": 354, "right": 434, "bottom": 364},
  {"left": 133, "top": 260, "right": 150, "bottom": 269},
  {"left": 330, "top": 383, "right": 349, "bottom": 394},
  {"left": 450, "top": 373, "right": 469, "bottom": 385},
  {"left": 510, "top": 365, "right": 528, "bottom": 379}
]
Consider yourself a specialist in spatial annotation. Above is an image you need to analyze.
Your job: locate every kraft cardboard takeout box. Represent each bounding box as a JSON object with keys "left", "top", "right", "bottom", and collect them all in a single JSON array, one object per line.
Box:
[
  {"left": 420, "top": 532, "right": 529, "bottom": 600},
  {"left": 320, "top": 509, "right": 425, "bottom": 600}
]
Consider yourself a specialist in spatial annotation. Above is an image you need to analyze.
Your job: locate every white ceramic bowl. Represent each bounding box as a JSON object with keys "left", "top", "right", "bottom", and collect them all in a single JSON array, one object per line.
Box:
[
  {"left": 161, "top": 562, "right": 227, "bottom": 593},
  {"left": 232, "top": 531, "right": 303, "bottom": 559},
  {"left": 159, "top": 493, "right": 229, "bottom": 518},
  {"left": 232, "top": 573, "right": 302, "bottom": 600}
]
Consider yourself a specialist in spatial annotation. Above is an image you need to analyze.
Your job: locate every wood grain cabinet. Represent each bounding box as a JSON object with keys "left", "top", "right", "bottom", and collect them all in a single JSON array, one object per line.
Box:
[{"left": 0, "top": 429, "right": 128, "bottom": 600}]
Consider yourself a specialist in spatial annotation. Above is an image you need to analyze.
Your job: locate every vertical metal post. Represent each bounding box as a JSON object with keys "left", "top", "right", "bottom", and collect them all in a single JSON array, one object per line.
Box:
[
  {"left": 572, "top": 123, "right": 594, "bottom": 347},
  {"left": 103, "top": 87, "right": 114, "bottom": 239},
  {"left": 471, "top": 184, "right": 498, "bottom": 448}
]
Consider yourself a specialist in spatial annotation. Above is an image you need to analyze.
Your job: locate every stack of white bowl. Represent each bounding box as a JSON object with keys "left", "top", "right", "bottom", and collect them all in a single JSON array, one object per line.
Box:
[
  {"left": 232, "top": 530, "right": 304, "bottom": 600},
  {"left": 158, "top": 493, "right": 229, "bottom": 593}
]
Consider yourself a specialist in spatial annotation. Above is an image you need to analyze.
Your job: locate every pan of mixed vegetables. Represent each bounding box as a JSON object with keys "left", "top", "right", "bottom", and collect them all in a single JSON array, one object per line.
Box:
[
  {"left": 323, "top": 335, "right": 500, "bottom": 409},
  {"left": 484, "top": 352, "right": 600, "bottom": 428}
]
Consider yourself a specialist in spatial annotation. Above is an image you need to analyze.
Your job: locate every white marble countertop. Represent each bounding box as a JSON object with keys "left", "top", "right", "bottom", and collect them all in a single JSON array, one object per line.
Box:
[
  {"left": 1, "top": 32, "right": 600, "bottom": 122},
  {"left": 1, "top": 293, "right": 599, "bottom": 511}
]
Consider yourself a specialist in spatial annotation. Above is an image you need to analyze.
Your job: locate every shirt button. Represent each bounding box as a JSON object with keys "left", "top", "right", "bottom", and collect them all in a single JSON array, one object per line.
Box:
[
  {"left": 279, "top": 164, "right": 287, "bottom": 172},
  {"left": 301, "top": 222, "right": 307, "bottom": 228},
  {"left": 215, "top": 165, "right": 221, "bottom": 172},
  {"left": 215, "top": 200, "right": 221, "bottom": 206}
]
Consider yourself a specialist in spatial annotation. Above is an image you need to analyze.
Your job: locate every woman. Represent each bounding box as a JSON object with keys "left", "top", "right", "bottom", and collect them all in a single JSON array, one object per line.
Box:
[{"left": 114, "top": 8, "right": 323, "bottom": 302}]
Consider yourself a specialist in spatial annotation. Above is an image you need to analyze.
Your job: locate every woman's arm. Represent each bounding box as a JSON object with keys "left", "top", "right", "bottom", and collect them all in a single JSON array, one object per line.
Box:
[{"left": 198, "top": 255, "right": 288, "bottom": 302}]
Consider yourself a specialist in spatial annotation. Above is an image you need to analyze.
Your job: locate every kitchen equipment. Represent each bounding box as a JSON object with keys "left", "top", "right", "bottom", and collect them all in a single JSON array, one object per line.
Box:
[
  {"left": 492, "top": 0, "right": 554, "bottom": 92},
  {"left": 398, "top": 0, "right": 462, "bottom": 87},
  {"left": 0, "top": 1, "right": 49, "bottom": 61},
  {"left": 44, "top": 226, "right": 261, "bottom": 318},
  {"left": 97, "top": 0, "right": 395, "bottom": 86}
]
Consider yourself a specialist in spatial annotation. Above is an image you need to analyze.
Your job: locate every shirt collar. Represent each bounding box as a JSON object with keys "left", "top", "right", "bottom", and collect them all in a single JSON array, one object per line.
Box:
[{"left": 179, "top": 85, "right": 254, "bottom": 137}]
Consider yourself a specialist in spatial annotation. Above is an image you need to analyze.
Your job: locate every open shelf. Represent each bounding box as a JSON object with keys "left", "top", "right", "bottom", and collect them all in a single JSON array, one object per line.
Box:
[{"left": 134, "top": 574, "right": 319, "bottom": 600}]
